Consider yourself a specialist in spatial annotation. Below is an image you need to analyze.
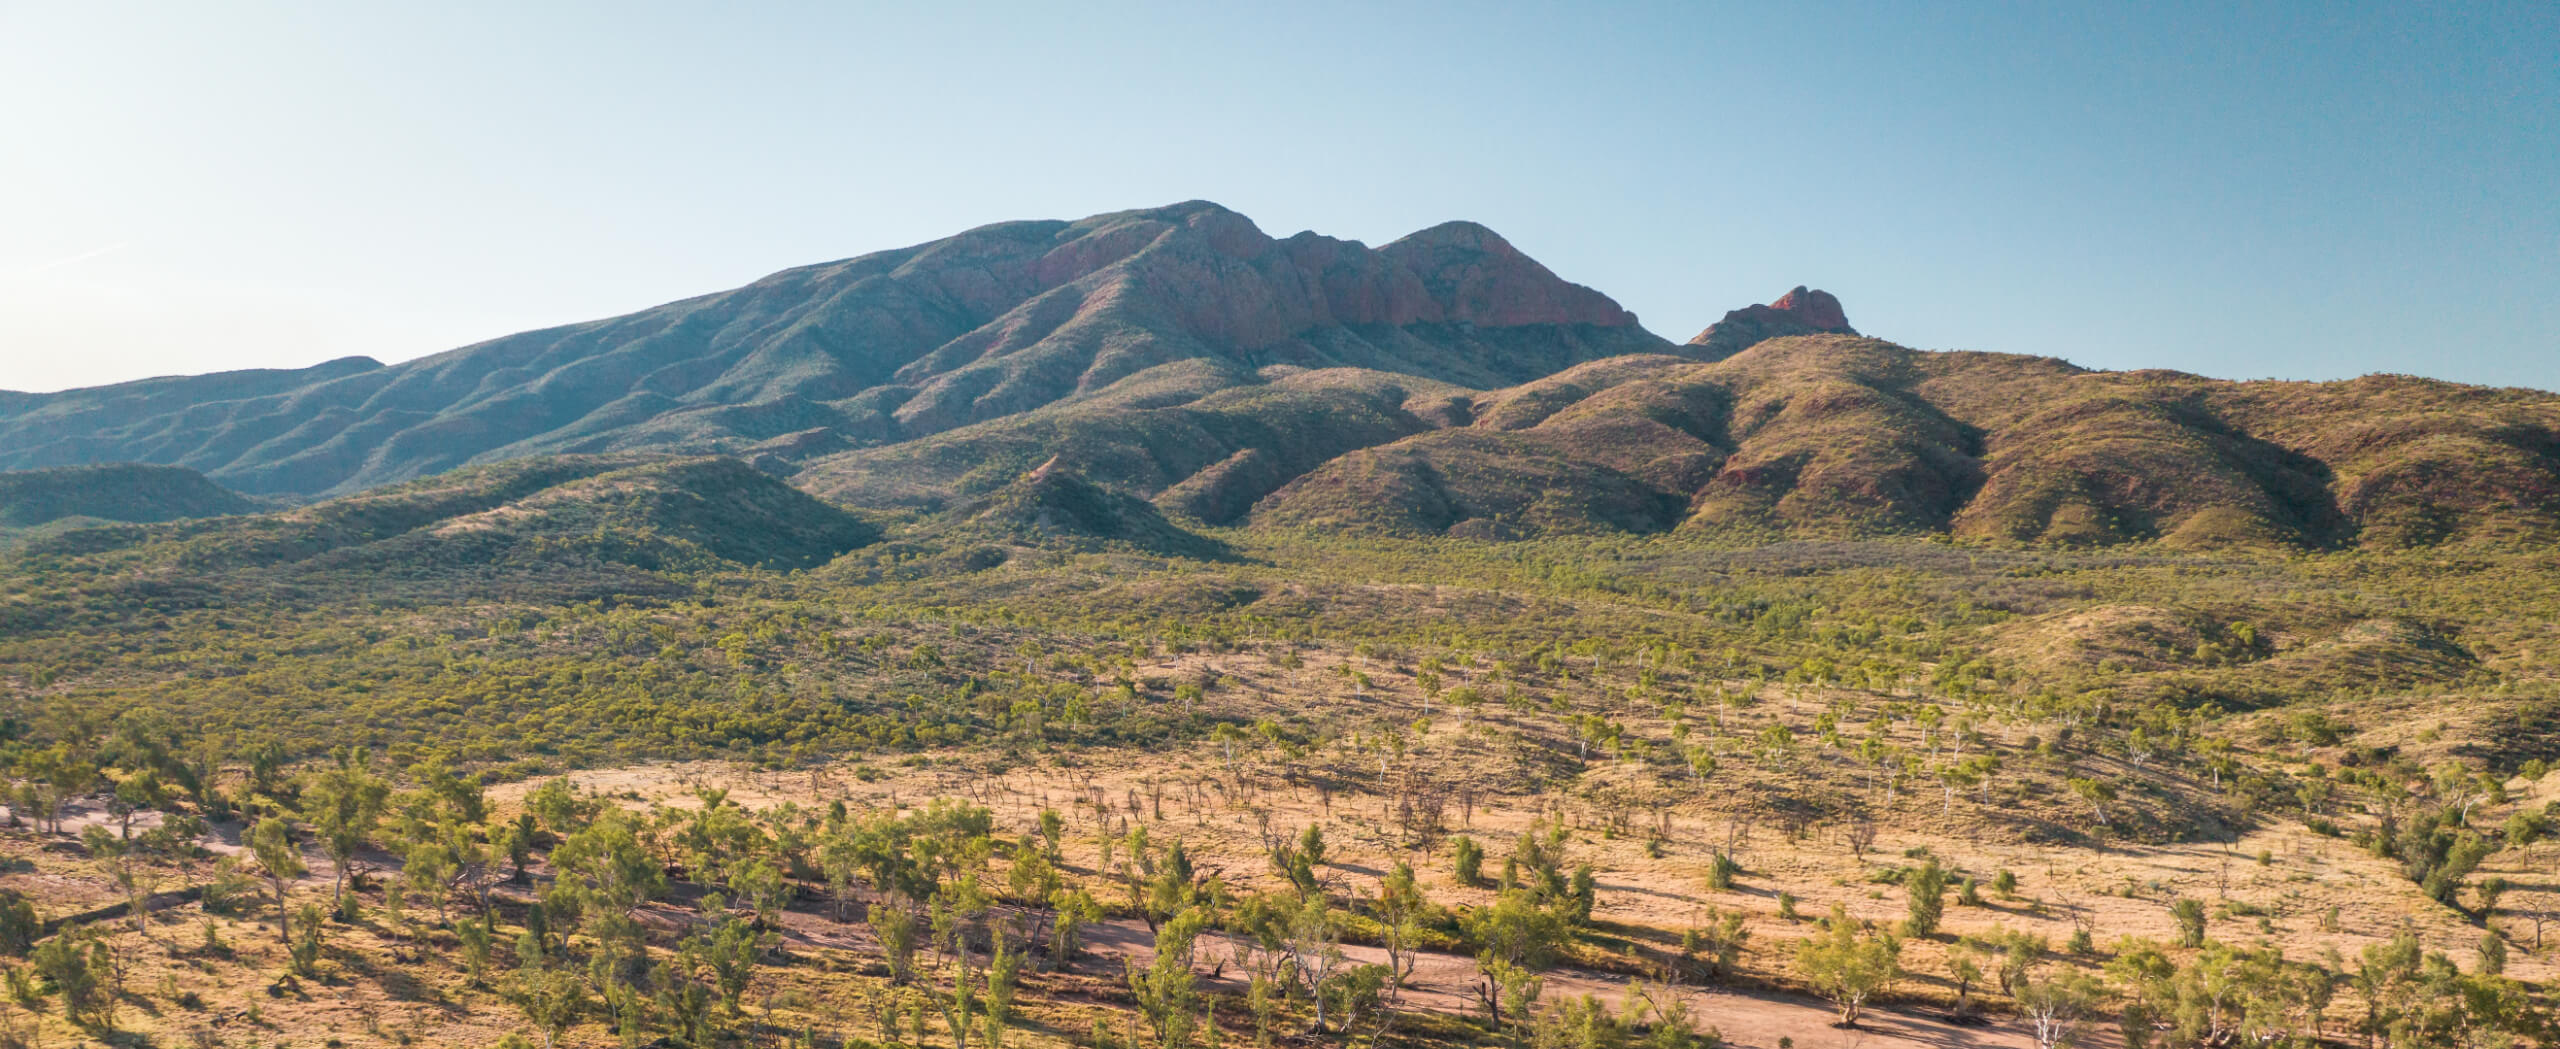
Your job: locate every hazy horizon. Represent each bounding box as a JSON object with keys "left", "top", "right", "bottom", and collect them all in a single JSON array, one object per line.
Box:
[{"left": 5, "top": 3, "right": 2554, "bottom": 394}]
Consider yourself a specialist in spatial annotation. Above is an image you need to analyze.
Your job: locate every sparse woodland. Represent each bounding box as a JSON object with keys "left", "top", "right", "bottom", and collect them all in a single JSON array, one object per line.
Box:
[{"left": 5, "top": 459, "right": 2560, "bottom": 1049}]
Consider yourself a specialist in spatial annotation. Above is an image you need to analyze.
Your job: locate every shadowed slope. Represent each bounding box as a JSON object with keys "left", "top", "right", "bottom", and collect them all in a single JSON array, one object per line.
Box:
[
  {"left": 22, "top": 455, "right": 880, "bottom": 593},
  {"left": 0, "top": 463, "right": 257, "bottom": 527},
  {"left": 929, "top": 457, "right": 1232, "bottom": 559}
]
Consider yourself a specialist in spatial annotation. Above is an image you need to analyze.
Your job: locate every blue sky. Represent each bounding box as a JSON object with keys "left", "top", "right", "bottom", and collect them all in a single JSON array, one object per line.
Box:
[{"left": 3, "top": 2, "right": 2552, "bottom": 392}]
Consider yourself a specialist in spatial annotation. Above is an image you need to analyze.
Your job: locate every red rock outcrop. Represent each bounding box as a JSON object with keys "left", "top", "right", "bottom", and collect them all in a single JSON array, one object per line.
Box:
[
  {"left": 887, "top": 203, "right": 1663, "bottom": 433},
  {"left": 1686, "top": 286, "right": 1858, "bottom": 359},
  {"left": 1769, "top": 286, "right": 1851, "bottom": 331}
]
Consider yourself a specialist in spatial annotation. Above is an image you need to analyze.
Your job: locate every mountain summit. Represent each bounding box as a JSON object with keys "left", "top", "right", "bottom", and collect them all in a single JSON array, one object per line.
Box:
[{"left": 1686, "top": 285, "right": 1858, "bottom": 357}]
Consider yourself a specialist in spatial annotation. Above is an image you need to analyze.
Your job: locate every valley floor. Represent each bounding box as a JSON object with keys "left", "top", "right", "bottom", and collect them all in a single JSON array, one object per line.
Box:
[{"left": 10, "top": 711, "right": 2559, "bottom": 1049}]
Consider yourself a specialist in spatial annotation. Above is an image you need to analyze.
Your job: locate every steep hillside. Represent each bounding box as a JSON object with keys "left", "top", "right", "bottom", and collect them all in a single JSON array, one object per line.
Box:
[
  {"left": 793, "top": 361, "right": 1467, "bottom": 518},
  {"left": 14, "top": 455, "right": 879, "bottom": 602},
  {"left": 1249, "top": 335, "right": 2560, "bottom": 547},
  {"left": 0, "top": 462, "right": 256, "bottom": 526},
  {"left": 389, "top": 455, "right": 882, "bottom": 572},
  {"left": 783, "top": 280, "right": 2560, "bottom": 555},
  {"left": 1251, "top": 429, "right": 1686, "bottom": 538},
  {"left": 926, "top": 457, "right": 1232, "bottom": 559},
  {"left": 0, "top": 202, "right": 1669, "bottom": 498}
]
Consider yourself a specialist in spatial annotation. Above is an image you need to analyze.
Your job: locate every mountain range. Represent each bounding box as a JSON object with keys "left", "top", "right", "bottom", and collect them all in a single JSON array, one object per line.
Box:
[
  {"left": 5, "top": 200, "right": 2557, "bottom": 551},
  {"left": 0, "top": 202, "right": 1665, "bottom": 498}
]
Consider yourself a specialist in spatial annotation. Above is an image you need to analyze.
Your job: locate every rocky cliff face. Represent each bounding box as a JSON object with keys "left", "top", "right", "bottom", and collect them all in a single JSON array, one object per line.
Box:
[
  {"left": 1686, "top": 285, "right": 1858, "bottom": 358},
  {"left": 877, "top": 203, "right": 1665, "bottom": 436}
]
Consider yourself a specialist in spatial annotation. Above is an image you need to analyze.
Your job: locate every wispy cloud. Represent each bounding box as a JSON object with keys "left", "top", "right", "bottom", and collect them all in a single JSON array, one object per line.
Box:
[{"left": 6, "top": 243, "right": 129, "bottom": 279}]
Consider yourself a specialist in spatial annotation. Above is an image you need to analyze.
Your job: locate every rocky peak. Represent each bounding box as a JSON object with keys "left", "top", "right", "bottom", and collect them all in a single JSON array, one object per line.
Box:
[
  {"left": 1686, "top": 286, "right": 1859, "bottom": 359},
  {"left": 1380, "top": 222, "right": 1638, "bottom": 328},
  {"left": 1768, "top": 286, "right": 1851, "bottom": 331}
]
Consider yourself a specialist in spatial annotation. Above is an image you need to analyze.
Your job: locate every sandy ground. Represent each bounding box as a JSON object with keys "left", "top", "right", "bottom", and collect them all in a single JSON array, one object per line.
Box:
[
  {"left": 496, "top": 752, "right": 2552, "bottom": 987},
  {"left": 14, "top": 729, "right": 2536, "bottom": 1049},
  {"left": 513, "top": 751, "right": 2560, "bottom": 1049}
]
